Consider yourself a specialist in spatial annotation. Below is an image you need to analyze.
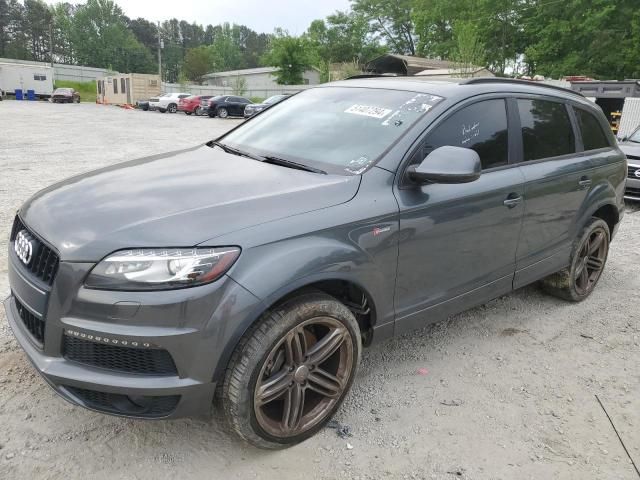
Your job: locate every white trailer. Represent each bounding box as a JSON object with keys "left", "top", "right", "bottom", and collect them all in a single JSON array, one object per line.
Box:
[{"left": 0, "top": 62, "right": 54, "bottom": 98}]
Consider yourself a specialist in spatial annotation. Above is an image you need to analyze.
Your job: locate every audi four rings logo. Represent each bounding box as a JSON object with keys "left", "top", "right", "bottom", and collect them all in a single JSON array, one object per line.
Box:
[
  {"left": 14, "top": 230, "right": 34, "bottom": 266},
  {"left": 635, "top": 169, "right": 640, "bottom": 178}
]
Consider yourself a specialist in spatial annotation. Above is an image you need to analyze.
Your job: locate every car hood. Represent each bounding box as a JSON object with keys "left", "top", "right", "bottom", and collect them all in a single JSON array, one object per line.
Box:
[
  {"left": 619, "top": 141, "right": 640, "bottom": 163},
  {"left": 21, "top": 145, "right": 360, "bottom": 261}
]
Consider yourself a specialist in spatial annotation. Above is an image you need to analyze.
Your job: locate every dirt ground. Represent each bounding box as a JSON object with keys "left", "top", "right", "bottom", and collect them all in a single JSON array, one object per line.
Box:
[{"left": 0, "top": 101, "right": 639, "bottom": 480}]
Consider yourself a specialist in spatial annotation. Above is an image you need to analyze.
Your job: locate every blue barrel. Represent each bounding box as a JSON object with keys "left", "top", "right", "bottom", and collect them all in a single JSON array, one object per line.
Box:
[
  {"left": 15, "top": 89, "right": 23, "bottom": 100},
  {"left": 27, "top": 89, "right": 35, "bottom": 100}
]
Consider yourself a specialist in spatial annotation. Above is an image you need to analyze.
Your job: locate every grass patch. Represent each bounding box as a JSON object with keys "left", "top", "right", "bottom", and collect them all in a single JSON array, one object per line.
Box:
[
  {"left": 54, "top": 80, "right": 96, "bottom": 102},
  {"left": 249, "top": 96, "right": 265, "bottom": 104}
]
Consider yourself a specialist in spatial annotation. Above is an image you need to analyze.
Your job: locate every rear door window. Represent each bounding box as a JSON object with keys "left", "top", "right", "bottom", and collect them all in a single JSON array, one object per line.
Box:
[
  {"left": 574, "top": 107, "right": 611, "bottom": 150},
  {"left": 518, "top": 99, "right": 575, "bottom": 161},
  {"left": 416, "top": 99, "right": 509, "bottom": 170}
]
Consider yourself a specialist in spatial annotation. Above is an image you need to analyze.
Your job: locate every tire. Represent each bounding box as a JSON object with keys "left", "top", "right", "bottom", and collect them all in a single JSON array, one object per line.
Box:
[
  {"left": 75, "top": 97, "right": 80, "bottom": 103},
  {"left": 159, "top": 108, "right": 166, "bottom": 113},
  {"left": 167, "top": 103, "right": 177, "bottom": 113},
  {"left": 208, "top": 111, "right": 216, "bottom": 118},
  {"left": 142, "top": 105, "right": 149, "bottom": 111},
  {"left": 219, "top": 291, "right": 361, "bottom": 449},
  {"left": 217, "top": 107, "right": 228, "bottom": 118},
  {"left": 540, "top": 217, "right": 610, "bottom": 302},
  {"left": 185, "top": 111, "right": 192, "bottom": 115}
]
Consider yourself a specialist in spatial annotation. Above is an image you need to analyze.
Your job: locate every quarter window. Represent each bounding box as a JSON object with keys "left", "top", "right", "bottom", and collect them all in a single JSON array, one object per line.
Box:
[
  {"left": 574, "top": 108, "right": 610, "bottom": 150},
  {"left": 518, "top": 99, "right": 575, "bottom": 161},
  {"left": 418, "top": 99, "right": 509, "bottom": 170}
]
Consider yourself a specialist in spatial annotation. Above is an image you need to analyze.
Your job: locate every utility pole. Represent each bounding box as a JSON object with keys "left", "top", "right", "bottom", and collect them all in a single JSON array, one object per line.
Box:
[{"left": 157, "top": 21, "right": 163, "bottom": 82}]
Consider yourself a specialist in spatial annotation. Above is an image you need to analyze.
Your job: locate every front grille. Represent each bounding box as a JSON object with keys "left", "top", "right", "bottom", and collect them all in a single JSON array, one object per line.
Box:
[
  {"left": 629, "top": 166, "right": 640, "bottom": 179},
  {"left": 626, "top": 186, "right": 640, "bottom": 196},
  {"left": 63, "top": 336, "right": 178, "bottom": 376},
  {"left": 10, "top": 217, "right": 59, "bottom": 285},
  {"left": 64, "top": 386, "right": 180, "bottom": 418},
  {"left": 15, "top": 297, "right": 45, "bottom": 345}
]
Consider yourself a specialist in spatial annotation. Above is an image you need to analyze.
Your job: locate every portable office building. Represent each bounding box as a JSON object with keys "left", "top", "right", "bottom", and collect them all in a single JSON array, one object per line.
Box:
[
  {"left": 97, "top": 73, "right": 161, "bottom": 105},
  {"left": 0, "top": 62, "right": 54, "bottom": 97}
]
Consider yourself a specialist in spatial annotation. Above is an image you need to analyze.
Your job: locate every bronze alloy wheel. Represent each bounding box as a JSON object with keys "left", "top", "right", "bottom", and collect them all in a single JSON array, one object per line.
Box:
[
  {"left": 574, "top": 225, "right": 608, "bottom": 296},
  {"left": 253, "top": 317, "right": 354, "bottom": 439}
]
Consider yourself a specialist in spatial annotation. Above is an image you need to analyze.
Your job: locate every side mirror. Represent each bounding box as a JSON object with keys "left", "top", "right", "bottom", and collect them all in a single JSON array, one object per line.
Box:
[
  {"left": 620, "top": 136, "right": 629, "bottom": 143},
  {"left": 407, "top": 146, "right": 481, "bottom": 185}
]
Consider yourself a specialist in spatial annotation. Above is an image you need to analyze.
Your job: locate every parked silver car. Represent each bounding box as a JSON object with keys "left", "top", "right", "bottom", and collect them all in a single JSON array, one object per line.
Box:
[{"left": 618, "top": 126, "right": 640, "bottom": 200}]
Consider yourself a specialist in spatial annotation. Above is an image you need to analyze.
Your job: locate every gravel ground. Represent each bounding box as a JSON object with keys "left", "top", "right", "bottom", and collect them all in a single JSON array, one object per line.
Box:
[{"left": 0, "top": 101, "right": 639, "bottom": 480}]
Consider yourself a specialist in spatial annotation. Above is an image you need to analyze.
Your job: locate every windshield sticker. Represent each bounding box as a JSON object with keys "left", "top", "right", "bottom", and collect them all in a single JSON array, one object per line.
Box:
[{"left": 345, "top": 104, "right": 392, "bottom": 119}]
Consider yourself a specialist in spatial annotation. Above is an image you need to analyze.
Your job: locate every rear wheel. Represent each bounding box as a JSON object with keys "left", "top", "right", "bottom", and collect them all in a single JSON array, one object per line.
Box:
[
  {"left": 217, "top": 107, "right": 228, "bottom": 118},
  {"left": 541, "top": 217, "right": 610, "bottom": 302},
  {"left": 167, "top": 103, "right": 177, "bottom": 113},
  {"left": 219, "top": 292, "right": 361, "bottom": 449},
  {"left": 185, "top": 111, "right": 192, "bottom": 115}
]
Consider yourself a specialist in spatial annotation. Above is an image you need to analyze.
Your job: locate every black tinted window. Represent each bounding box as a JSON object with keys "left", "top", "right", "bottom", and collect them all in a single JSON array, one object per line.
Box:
[
  {"left": 574, "top": 108, "right": 610, "bottom": 150},
  {"left": 518, "top": 99, "right": 575, "bottom": 161},
  {"left": 421, "top": 99, "right": 509, "bottom": 169}
]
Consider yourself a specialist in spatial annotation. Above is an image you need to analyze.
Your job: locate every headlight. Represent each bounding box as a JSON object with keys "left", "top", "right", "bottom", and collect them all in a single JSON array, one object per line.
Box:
[{"left": 85, "top": 247, "right": 240, "bottom": 291}]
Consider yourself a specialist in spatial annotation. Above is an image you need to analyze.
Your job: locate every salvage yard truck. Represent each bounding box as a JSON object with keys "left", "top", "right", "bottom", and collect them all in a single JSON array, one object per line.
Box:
[{"left": 0, "top": 62, "right": 54, "bottom": 99}]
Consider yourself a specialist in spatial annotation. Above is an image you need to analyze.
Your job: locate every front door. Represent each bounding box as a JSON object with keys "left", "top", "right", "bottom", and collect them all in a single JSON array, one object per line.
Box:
[{"left": 394, "top": 98, "right": 525, "bottom": 334}]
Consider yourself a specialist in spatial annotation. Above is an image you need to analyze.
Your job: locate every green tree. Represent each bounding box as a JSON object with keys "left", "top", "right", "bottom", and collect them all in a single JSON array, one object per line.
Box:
[
  {"left": 524, "top": 0, "right": 640, "bottom": 79},
  {"left": 71, "top": 0, "right": 153, "bottom": 73},
  {"left": 262, "top": 31, "right": 312, "bottom": 85},
  {"left": 451, "top": 21, "right": 485, "bottom": 76},
  {"left": 183, "top": 45, "right": 213, "bottom": 82},
  {"left": 351, "top": 0, "right": 415, "bottom": 54},
  {"left": 209, "top": 24, "right": 245, "bottom": 71}
]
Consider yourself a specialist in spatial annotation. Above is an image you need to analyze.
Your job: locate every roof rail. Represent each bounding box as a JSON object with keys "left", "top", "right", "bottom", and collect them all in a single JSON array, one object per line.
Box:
[
  {"left": 462, "top": 77, "right": 584, "bottom": 97},
  {"left": 345, "top": 73, "right": 398, "bottom": 80}
]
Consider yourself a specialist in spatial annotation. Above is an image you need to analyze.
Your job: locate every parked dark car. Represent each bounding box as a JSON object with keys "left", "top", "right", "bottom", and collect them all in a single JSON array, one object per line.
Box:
[
  {"left": 5, "top": 78, "right": 626, "bottom": 449},
  {"left": 178, "top": 95, "right": 212, "bottom": 115},
  {"left": 208, "top": 95, "right": 252, "bottom": 118},
  {"left": 618, "top": 126, "right": 640, "bottom": 200},
  {"left": 244, "top": 94, "right": 291, "bottom": 118},
  {"left": 136, "top": 100, "right": 150, "bottom": 111},
  {"left": 51, "top": 88, "right": 80, "bottom": 103}
]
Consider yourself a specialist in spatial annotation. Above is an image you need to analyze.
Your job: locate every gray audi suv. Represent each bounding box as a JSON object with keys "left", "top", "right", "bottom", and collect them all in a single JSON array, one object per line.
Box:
[{"left": 5, "top": 78, "right": 626, "bottom": 449}]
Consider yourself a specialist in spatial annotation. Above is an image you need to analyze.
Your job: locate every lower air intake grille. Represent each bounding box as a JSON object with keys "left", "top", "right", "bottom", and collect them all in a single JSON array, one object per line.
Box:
[
  {"left": 63, "top": 336, "right": 178, "bottom": 376},
  {"left": 64, "top": 386, "right": 180, "bottom": 418},
  {"left": 15, "top": 297, "right": 45, "bottom": 345}
]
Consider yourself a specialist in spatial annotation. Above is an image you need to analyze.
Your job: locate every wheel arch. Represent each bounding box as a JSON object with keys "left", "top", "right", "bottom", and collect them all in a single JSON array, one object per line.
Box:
[
  {"left": 212, "top": 273, "right": 378, "bottom": 382},
  {"left": 575, "top": 182, "right": 621, "bottom": 238}
]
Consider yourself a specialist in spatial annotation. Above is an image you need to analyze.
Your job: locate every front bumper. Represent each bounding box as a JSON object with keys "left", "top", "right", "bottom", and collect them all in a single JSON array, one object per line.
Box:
[
  {"left": 6, "top": 245, "right": 262, "bottom": 419},
  {"left": 625, "top": 165, "right": 640, "bottom": 201}
]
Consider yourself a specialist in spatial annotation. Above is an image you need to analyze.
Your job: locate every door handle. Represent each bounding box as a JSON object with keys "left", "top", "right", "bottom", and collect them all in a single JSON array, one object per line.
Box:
[
  {"left": 503, "top": 194, "right": 523, "bottom": 208},
  {"left": 578, "top": 177, "right": 592, "bottom": 189}
]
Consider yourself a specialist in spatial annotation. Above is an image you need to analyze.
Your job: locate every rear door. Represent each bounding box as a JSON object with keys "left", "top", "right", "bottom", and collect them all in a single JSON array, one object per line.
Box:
[
  {"left": 513, "top": 96, "right": 593, "bottom": 287},
  {"left": 394, "top": 97, "right": 525, "bottom": 333}
]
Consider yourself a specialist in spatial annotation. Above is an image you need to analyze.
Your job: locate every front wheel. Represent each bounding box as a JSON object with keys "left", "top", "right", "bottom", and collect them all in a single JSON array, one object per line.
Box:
[
  {"left": 540, "top": 217, "right": 610, "bottom": 302},
  {"left": 217, "top": 107, "right": 228, "bottom": 118},
  {"left": 219, "top": 292, "right": 361, "bottom": 449}
]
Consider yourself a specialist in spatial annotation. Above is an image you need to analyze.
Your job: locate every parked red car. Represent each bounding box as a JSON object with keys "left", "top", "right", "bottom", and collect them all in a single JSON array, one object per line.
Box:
[{"left": 178, "top": 95, "right": 212, "bottom": 116}]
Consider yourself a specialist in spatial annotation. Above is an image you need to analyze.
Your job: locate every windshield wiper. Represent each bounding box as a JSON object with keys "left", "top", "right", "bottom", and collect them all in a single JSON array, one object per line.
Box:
[
  {"left": 211, "top": 141, "right": 263, "bottom": 161},
  {"left": 262, "top": 156, "right": 326, "bottom": 174}
]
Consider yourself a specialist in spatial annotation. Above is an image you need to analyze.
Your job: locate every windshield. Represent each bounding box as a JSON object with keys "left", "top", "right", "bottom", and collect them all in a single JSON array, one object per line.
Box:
[
  {"left": 221, "top": 87, "right": 443, "bottom": 175},
  {"left": 629, "top": 128, "right": 640, "bottom": 143}
]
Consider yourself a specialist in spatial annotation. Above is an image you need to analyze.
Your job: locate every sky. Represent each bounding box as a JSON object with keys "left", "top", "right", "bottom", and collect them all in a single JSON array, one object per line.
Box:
[{"left": 45, "top": 0, "right": 353, "bottom": 35}]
